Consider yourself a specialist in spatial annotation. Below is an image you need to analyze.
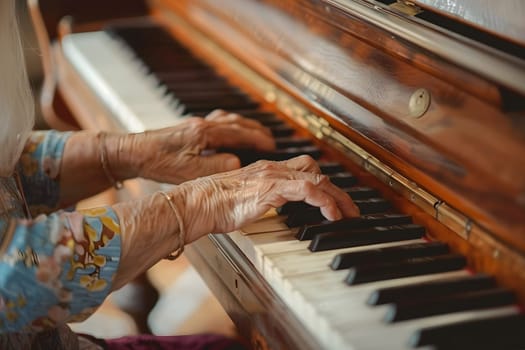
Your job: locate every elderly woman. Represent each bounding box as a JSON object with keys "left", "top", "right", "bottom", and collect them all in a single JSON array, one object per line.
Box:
[{"left": 0, "top": 0, "right": 358, "bottom": 349}]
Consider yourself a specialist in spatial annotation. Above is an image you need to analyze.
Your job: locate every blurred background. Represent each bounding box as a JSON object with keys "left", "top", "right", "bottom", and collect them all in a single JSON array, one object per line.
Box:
[{"left": 16, "top": 0, "right": 237, "bottom": 341}]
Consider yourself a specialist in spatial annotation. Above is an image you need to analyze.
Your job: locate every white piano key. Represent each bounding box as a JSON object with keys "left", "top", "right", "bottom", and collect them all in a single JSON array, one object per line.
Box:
[
  {"left": 343, "top": 306, "right": 520, "bottom": 350},
  {"left": 281, "top": 268, "right": 514, "bottom": 349},
  {"left": 228, "top": 228, "right": 299, "bottom": 273},
  {"left": 266, "top": 239, "right": 425, "bottom": 276},
  {"left": 240, "top": 211, "right": 290, "bottom": 234},
  {"left": 62, "top": 31, "right": 182, "bottom": 132}
]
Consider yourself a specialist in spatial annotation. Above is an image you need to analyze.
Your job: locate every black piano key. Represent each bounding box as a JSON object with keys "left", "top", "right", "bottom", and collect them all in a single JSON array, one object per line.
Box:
[
  {"left": 169, "top": 88, "right": 242, "bottom": 100},
  {"left": 154, "top": 68, "right": 219, "bottom": 82},
  {"left": 343, "top": 187, "right": 380, "bottom": 200},
  {"left": 296, "top": 214, "right": 412, "bottom": 241},
  {"left": 355, "top": 198, "right": 390, "bottom": 214},
  {"left": 270, "top": 124, "right": 295, "bottom": 137},
  {"left": 273, "top": 146, "right": 322, "bottom": 160},
  {"left": 170, "top": 91, "right": 249, "bottom": 101},
  {"left": 367, "top": 273, "right": 496, "bottom": 306},
  {"left": 258, "top": 119, "right": 286, "bottom": 127},
  {"left": 233, "top": 111, "right": 277, "bottom": 121},
  {"left": 235, "top": 146, "right": 322, "bottom": 166},
  {"left": 318, "top": 161, "right": 346, "bottom": 174},
  {"left": 309, "top": 224, "right": 426, "bottom": 252},
  {"left": 327, "top": 172, "right": 358, "bottom": 188},
  {"left": 330, "top": 241, "right": 448, "bottom": 270},
  {"left": 145, "top": 58, "right": 210, "bottom": 72},
  {"left": 385, "top": 287, "right": 515, "bottom": 323},
  {"left": 286, "top": 198, "right": 390, "bottom": 227},
  {"left": 275, "top": 137, "right": 312, "bottom": 148},
  {"left": 285, "top": 207, "right": 325, "bottom": 226},
  {"left": 345, "top": 253, "right": 466, "bottom": 285},
  {"left": 165, "top": 81, "right": 236, "bottom": 93},
  {"left": 176, "top": 94, "right": 256, "bottom": 107},
  {"left": 276, "top": 201, "right": 309, "bottom": 215},
  {"left": 409, "top": 314, "right": 525, "bottom": 348},
  {"left": 226, "top": 110, "right": 287, "bottom": 127},
  {"left": 184, "top": 100, "right": 260, "bottom": 113}
]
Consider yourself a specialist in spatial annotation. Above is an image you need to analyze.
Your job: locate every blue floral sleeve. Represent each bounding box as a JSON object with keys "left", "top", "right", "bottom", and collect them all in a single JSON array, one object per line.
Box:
[
  {"left": 0, "top": 207, "right": 121, "bottom": 332},
  {"left": 0, "top": 130, "right": 122, "bottom": 334},
  {"left": 17, "top": 130, "right": 72, "bottom": 216}
]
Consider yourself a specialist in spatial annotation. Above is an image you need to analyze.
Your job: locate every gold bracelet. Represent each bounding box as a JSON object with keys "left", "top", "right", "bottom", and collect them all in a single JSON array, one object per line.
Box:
[
  {"left": 97, "top": 132, "right": 123, "bottom": 190},
  {"left": 158, "top": 191, "right": 185, "bottom": 260}
]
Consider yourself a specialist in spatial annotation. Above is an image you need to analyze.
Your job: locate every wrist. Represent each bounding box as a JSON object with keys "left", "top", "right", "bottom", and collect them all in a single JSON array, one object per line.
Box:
[{"left": 103, "top": 132, "right": 140, "bottom": 183}]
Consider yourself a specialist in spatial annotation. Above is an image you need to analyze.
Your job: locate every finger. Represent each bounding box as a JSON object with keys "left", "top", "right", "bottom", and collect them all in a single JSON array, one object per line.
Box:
[
  {"left": 206, "top": 123, "right": 276, "bottom": 151},
  {"left": 275, "top": 180, "right": 343, "bottom": 221},
  {"left": 208, "top": 112, "right": 273, "bottom": 137},
  {"left": 204, "top": 109, "right": 228, "bottom": 120},
  {"left": 282, "top": 155, "right": 321, "bottom": 173},
  {"left": 223, "top": 113, "right": 273, "bottom": 136},
  {"left": 314, "top": 173, "right": 360, "bottom": 217},
  {"left": 195, "top": 153, "right": 241, "bottom": 176},
  {"left": 289, "top": 170, "right": 360, "bottom": 218}
]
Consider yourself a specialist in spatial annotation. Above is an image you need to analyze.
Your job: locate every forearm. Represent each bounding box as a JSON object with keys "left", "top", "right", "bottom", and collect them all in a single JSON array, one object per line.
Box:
[
  {"left": 112, "top": 190, "right": 183, "bottom": 290},
  {"left": 59, "top": 131, "right": 136, "bottom": 206}
]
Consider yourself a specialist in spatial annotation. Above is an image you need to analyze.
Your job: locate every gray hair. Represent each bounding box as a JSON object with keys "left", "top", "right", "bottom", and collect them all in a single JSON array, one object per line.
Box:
[{"left": 0, "top": 0, "right": 35, "bottom": 176}]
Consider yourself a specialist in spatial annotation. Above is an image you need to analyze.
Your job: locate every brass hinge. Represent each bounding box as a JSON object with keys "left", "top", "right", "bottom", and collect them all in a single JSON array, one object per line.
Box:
[{"left": 389, "top": 0, "right": 423, "bottom": 16}]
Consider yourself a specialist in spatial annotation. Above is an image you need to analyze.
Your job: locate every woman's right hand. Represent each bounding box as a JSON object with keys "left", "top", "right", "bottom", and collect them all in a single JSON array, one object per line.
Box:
[
  {"left": 112, "top": 155, "right": 359, "bottom": 288},
  {"left": 171, "top": 155, "right": 360, "bottom": 244}
]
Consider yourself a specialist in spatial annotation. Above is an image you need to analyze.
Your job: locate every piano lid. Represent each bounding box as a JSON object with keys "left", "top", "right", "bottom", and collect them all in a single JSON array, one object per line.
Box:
[{"left": 327, "top": 0, "right": 525, "bottom": 95}]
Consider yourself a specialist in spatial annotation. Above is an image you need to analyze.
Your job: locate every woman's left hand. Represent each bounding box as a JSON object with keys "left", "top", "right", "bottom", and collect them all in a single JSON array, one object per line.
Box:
[{"left": 112, "top": 109, "right": 275, "bottom": 184}]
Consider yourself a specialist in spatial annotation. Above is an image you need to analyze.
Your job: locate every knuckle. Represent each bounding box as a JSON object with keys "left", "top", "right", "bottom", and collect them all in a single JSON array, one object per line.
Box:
[
  {"left": 228, "top": 113, "right": 243, "bottom": 121},
  {"left": 210, "top": 108, "right": 225, "bottom": 115},
  {"left": 253, "top": 160, "right": 281, "bottom": 177},
  {"left": 300, "top": 179, "right": 316, "bottom": 193},
  {"left": 317, "top": 174, "right": 329, "bottom": 185},
  {"left": 255, "top": 160, "right": 276, "bottom": 170},
  {"left": 297, "top": 155, "right": 319, "bottom": 170},
  {"left": 189, "top": 118, "right": 207, "bottom": 133},
  {"left": 299, "top": 154, "right": 315, "bottom": 163}
]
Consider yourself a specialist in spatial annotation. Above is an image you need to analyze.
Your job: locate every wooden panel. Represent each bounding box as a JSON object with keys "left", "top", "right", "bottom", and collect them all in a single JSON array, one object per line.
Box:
[{"left": 30, "top": 0, "right": 148, "bottom": 41}]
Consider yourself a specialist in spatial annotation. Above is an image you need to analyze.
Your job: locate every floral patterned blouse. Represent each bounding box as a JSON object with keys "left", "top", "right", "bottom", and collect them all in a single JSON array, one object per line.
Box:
[{"left": 0, "top": 131, "right": 122, "bottom": 350}]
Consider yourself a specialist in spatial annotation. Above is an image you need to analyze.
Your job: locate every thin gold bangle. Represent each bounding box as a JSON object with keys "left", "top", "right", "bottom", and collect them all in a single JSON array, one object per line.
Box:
[
  {"left": 158, "top": 191, "right": 185, "bottom": 260},
  {"left": 97, "top": 132, "right": 123, "bottom": 190}
]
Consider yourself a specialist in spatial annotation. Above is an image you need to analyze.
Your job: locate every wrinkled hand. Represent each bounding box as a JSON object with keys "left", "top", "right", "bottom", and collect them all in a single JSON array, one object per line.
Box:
[
  {"left": 120, "top": 109, "right": 275, "bottom": 184},
  {"left": 172, "top": 155, "right": 360, "bottom": 243}
]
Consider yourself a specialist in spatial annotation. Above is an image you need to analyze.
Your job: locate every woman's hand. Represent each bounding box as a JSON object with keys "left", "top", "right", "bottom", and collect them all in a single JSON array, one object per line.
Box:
[
  {"left": 113, "top": 155, "right": 359, "bottom": 287},
  {"left": 171, "top": 155, "right": 360, "bottom": 243},
  {"left": 112, "top": 109, "right": 275, "bottom": 184}
]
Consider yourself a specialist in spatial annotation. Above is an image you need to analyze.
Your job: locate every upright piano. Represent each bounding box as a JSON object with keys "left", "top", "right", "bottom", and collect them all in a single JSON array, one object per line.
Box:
[{"left": 30, "top": 0, "right": 525, "bottom": 349}]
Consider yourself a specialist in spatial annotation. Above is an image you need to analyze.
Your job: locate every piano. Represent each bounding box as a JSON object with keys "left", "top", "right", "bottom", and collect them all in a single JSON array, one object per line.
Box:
[{"left": 29, "top": 0, "right": 525, "bottom": 349}]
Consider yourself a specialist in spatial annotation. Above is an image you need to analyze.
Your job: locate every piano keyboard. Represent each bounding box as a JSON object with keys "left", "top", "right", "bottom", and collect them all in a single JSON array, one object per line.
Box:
[{"left": 62, "top": 24, "right": 525, "bottom": 350}]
